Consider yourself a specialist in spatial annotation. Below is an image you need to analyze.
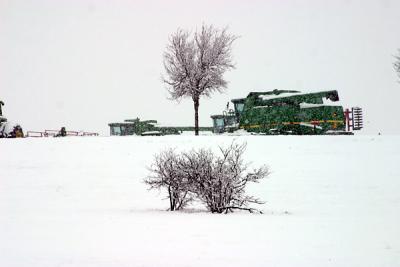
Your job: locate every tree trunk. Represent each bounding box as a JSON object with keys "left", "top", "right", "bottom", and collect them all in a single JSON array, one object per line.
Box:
[
  {"left": 194, "top": 98, "right": 199, "bottom": 136},
  {"left": 168, "top": 186, "right": 174, "bottom": 211}
]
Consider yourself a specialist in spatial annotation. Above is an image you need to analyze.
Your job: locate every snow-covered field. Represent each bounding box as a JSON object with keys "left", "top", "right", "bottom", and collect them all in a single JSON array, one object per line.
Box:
[{"left": 1, "top": 135, "right": 400, "bottom": 267}]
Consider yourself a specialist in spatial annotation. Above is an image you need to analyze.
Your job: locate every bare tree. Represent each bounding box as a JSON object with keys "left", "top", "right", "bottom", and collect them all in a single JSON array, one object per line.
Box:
[
  {"left": 144, "top": 149, "right": 192, "bottom": 211},
  {"left": 163, "top": 24, "right": 237, "bottom": 135},
  {"left": 395, "top": 49, "right": 400, "bottom": 82}
]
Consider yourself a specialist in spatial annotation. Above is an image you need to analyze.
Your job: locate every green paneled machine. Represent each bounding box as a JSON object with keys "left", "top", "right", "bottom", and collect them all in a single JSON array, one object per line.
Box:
[
  {"left": 211, "top": 89, "right": 363, "bottom": 135},
  {"left": 109, "top": 118, "right": 213, "bottom": 136}
]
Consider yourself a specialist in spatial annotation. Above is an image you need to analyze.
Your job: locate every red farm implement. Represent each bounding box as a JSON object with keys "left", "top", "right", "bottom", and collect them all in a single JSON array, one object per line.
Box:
[{"left": 26, "top": 129, "right": 99, "bottom": 138}]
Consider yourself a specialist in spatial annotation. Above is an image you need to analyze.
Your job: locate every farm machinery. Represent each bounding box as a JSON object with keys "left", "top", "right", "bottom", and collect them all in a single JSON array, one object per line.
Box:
[
  {"left": 108, "top": 118, "right": 213, "bottom": 136},
  {"left": 210, "top": 89, "right": 363, "bottom": 135},
  {"left": 0, "top": 100, "right": 24, "bottom": 138},
  {"left": 1, "top": 99, "right": 98, "bottom": 138},
  {"left": 25, "top": 128, "right": 99, "bottom": 137},
  {"left": 108, "top": 89, "right": 363, "bottom": 136}
]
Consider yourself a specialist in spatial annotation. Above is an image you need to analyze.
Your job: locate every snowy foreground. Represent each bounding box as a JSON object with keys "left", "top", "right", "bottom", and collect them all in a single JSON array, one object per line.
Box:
[{"left": 1, "top": 135, "right": 400, "bottom": 267}]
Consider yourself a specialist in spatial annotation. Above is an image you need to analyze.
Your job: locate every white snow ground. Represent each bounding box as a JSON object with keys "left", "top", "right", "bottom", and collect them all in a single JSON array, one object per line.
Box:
[{"left": 1, "top": 135, "right": 400, "bottom": 267}]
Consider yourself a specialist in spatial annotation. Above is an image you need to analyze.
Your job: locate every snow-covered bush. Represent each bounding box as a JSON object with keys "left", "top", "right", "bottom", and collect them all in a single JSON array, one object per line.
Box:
[{"left": 145, "top": 142, "right": 269, "bottom": 213}]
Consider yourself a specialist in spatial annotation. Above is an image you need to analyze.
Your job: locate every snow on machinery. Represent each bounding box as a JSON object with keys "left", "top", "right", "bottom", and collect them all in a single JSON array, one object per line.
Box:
[
  {"left": 210, "top": 89, "right": 363, "bottom": 135},
  {"left": 108, "top": 118, "right": 213, "bottom": 136},
  {"left": 109, "top": 90, "right": 363, "bottom": 136},
  {"left": 0, "top": 100, "right": 24, "bottom": 138}
]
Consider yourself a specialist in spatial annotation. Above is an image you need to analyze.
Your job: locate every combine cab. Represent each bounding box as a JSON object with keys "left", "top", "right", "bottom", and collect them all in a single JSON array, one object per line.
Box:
[{"left": 211, "top": 89, "right": 363, "bottom": 135}]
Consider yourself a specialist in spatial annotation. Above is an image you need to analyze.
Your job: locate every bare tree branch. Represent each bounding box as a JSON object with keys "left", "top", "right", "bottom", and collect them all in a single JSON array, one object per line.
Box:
[{"left": 395, "top": 49, "right": 400, "bottom": 83}]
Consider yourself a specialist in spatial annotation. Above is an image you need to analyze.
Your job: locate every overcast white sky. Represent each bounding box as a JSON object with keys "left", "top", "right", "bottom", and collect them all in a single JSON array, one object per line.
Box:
[{"left": 1, "top": 0, "right": 399, "bottom": 135}]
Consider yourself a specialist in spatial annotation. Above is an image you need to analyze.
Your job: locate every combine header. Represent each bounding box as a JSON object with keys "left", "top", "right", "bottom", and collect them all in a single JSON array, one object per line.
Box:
[
  {"left": 344, "top": 107, "right": 363, "bottom": 132},
  {"left": 108, "top": 118, "right": 213, "bottom": 136},
  {"left": 210, "top": 89, "right": 363, "bottom": 135}
]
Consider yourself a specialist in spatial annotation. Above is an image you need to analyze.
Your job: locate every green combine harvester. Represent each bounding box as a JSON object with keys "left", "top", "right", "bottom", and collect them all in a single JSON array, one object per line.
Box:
[{"left": 211, "top": 89, "right": 363, "bottom": 135}]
